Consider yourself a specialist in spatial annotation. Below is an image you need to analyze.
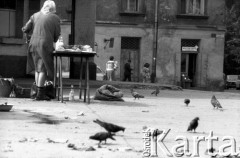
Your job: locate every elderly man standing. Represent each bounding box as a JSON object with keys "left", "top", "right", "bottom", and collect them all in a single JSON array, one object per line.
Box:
[{"left": 22, "top": 0, "right": 61, "bottom": 100}]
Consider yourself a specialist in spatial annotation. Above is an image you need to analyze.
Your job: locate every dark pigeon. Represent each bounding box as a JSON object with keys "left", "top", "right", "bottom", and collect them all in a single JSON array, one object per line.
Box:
[
  {"left": 184, "top": 99, "right": 190, "bottom": 106},
  {"left": 211, "top": 95, "right": 223, "bottom": 109},
  {"left": 89, "top": 132, "right": 115, "bottom": 146},
  {"left": 151, "top": 87, "right": 160, "bottom": 96},
  {"left": 187, "top": 117, "right": 199, "bottom": 132},
  {"left": 131, "top": 88, "right": 144, "bottom": 100},
  {"left": 152, "top": 129, "right": 163, "bottom": 137},
  {"left": 93, "top": 119, "right": 125, "bottom": 133}
]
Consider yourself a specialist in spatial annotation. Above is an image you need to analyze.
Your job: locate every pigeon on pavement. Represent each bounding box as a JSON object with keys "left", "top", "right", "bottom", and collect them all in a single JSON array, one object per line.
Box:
[
  {"left": 130, "top": 88, "right": 144, "bottom": 100},
  {"left": 89, "top": 132, "right": 115, "bottom": 146},
  {"left": 211, "top": 95, "right": 223, "bottom": 110},
  {"left": 184, "top": 99, "right": 190, "bottom": 106},
  {"left": 187, "top": 117, "right": 199, "bottom": 132},
  {"left": 151, "top": 87, "right": 160, "bottom": 96},
  {"left": 152, "top": 129, "right": 163, "bottom": 137},
  {"left": 93, "top": 119, "right": 125, "bottom": 133}
]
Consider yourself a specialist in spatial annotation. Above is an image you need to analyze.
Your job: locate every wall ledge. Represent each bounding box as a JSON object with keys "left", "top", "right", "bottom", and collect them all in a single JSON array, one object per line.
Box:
[
  {"left": 0, "top": 37, "right": 25, "bottom": 45},
  {"left": 119, "top": 12, "right": 145, "bottom": 17},
  {"left": 176, "top": 14, "right": 209, "bottom": 19}
]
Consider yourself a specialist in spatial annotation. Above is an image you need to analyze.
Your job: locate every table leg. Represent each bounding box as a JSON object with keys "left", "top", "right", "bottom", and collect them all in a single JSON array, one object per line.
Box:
[
  {"left": 59, "top": 56, "right": 63, "bottom": 103},
  {"left": 57, "top": 57, "right": 60, "bottom": 101},
  {"left": 83, "top": 59, "right": 86, "bottom": 102},
  {"left": 86, "top": 57, "right": 90, "bottom": 104},
  {"left": 54, "top": 56, "right": 58, "bottom": 99},
  {"left": 79, "top": 57, "right": 83, "bottom": 99}
]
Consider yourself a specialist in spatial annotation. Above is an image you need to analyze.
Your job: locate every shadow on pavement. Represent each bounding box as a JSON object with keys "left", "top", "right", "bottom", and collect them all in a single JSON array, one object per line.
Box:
[
  {"left": 0, "top": 109, "right": 69, "bottom": 125},
  {"left": 90, "top": 100, "right": 150, "bottom": 107},
  {"left": 23, "top": 110, "right": 66, "bottom": 125},
  {"left": 0, "top": 110, "right": 30, "bottom": 120}
]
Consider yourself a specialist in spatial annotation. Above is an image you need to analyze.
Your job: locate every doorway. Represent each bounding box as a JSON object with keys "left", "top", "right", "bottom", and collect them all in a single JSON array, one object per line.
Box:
[
  {"left": 181, "top": 39, "right": 199, "bottom": 87},
  {"left": 181, "top": 53, "right": 197, "bottom": 86},
  {"left": 120, "top": 37, "right": 140, "bottom": 82}
]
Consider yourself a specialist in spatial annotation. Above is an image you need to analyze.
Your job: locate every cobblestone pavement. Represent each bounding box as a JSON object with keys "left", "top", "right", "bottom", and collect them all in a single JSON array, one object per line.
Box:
[{"left": 0, "top": 87, "right": 240, "bottom": 158}]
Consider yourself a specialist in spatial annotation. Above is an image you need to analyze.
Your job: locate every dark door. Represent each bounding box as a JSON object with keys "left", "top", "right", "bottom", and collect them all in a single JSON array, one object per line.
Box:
[
  {"left": 120, "top": 37, "right": 140, "bottom": 82},
  {"left": 188, "top": 53, "right": 197, "bottom": 86},
  {"left": 181, "top": 39, "right": 199, "bottom": 87},
  {"left": 181, "top": 53, "right": 197, "bottom": 86}
]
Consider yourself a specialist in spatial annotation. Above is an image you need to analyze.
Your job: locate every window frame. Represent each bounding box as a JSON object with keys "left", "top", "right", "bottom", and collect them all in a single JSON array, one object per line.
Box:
[
  {"left": 119, "top": 0, "right": 146, "bottom": 16},
  {"left": 177, "top": 0, "right": 208, "bottom": 19},
  {"left": 176, "top": 0, "right": 209, "bottom": 19},
  {"left": 126, "top": 0, "right": 139, "bottom": 12},
  {"left": 185, "top": 0, "right": 205, "bottom": 15}
]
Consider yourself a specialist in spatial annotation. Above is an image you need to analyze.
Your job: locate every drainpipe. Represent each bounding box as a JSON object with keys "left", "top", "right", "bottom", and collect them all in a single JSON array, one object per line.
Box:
[
  {"left": 23, "top": 0, "right": 29, "bottom": 38},
  {"left": 71, "top": 0, "right": 75, "bottom": 44},
  {"left": 69, "top": 0, "right": 75, "bottom": 78},
  {"left": 151, "top": 0, "right": 159, "bottom": 83},
  {"left": 23, "top": 0, "right": 29, "bottom": 25}
]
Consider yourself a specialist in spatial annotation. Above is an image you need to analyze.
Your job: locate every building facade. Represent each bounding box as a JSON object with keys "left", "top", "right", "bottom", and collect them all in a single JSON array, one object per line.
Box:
[
  {"left": 0, "top": 0, "right": 226, "bottom": 90},
  {"left": 94, "top": 0, "right": 226, "bottom": 90}
]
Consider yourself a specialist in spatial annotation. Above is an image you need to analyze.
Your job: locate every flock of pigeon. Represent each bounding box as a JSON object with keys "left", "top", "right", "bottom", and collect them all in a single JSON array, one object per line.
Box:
[
  {"left": 131, "top": 86, "right": 224, "bottom": 133},
  {"left": 89, "top": 119, "right": 125, "bottom": 147},
  {"left": 130, "top": 86, "right": 160, "bottom": 99},
  {"left": 90, "top": 86, "right": 224, "bottom": 150},
  {"left": 186, "top": 95, "right": 223, "bottom": 132},
  {"left": 88, "top": 87, "right": 160, "bottom": 146}
]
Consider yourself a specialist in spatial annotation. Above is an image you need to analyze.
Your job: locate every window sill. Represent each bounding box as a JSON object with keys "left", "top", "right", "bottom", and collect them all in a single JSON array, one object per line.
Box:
[
  {"left": 119, "top": 12, "right": 145, "bottom": 17},
  {"left": 176, "top": 14, "right": 209, "bottom": 19},
  {"left": 0, "top": 37, "right": 25, "bottom": 45}
]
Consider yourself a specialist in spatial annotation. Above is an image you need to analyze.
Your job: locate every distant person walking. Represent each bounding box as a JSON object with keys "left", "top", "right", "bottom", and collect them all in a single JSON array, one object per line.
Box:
[
  {"left": 22, "top": 0, "right": 61, "bottom": 100},
  {"left": 142, "top": 63, "right": 150, "bottom": 83},
  {"left": 123, "top": 59, "right": 132, "bottom": 81},
  {"left": 106, "top": 56, "right": 118, "bottom": 81},
  {"left": 113, "top": 60, "right": 118, "bottom": 81}
]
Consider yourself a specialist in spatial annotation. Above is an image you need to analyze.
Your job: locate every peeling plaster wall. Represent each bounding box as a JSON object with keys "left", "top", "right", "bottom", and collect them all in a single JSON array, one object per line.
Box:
[
  {"left": 94, "top": 25, "right": 225, "bottom": 88},
  {"left": 157, "top": 28, "right": 225, "bottom": 88},
  {"left": 156, "top": 36, "right": 180, "bottom": 85},
  {"left": 204, "top": 36, "right": 225, "bottom": 89}
]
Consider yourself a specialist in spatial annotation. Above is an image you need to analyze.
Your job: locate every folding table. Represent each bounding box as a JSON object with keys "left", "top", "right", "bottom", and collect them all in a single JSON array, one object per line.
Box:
[{"left": 53, "top": 50, "right": 96, "bottom": 104}]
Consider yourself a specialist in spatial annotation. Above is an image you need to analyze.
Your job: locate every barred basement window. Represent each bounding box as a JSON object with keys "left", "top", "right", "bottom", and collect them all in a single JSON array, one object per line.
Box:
[{"left": 121, "top": 37, "right": 140, "bottom": 49}]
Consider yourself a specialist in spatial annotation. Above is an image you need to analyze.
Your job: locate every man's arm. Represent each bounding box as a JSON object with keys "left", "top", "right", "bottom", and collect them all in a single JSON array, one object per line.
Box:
[
  {"left": 54, "top": 16, "right": 61, "bottom": 43},
  {"left": 22, "top": 17, "right": 33, "bottom": 34}
]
